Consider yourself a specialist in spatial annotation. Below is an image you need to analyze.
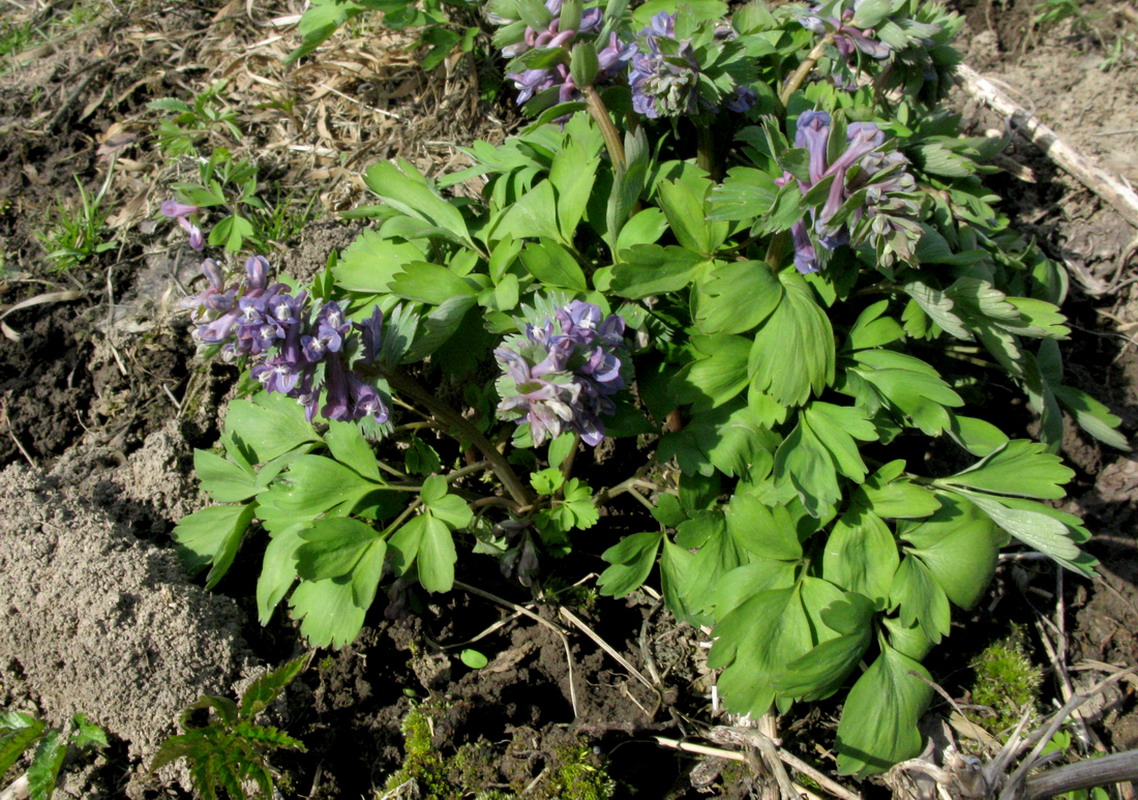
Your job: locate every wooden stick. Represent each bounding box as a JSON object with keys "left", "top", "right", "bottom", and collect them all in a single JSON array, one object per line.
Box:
[
  {"left": 955, "top": 63, "right": 1138, "bottom": 230},
  {"left": 1025, "top": 749, "right": 1138, "bottom": 800}
]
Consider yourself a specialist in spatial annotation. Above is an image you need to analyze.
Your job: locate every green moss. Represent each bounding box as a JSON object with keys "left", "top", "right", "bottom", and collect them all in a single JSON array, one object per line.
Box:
[
  {"left": 382, "top": 708, "right": 615, "bottom": 800},
  {"left": 384, "top": 704, "right": 451, "bottom": 798},
  {"left": 967, "top": 624, "right": 1043, "bottom": 738},
  {"left": 536, "top": 743, "right": 615, "bottom": 800}
]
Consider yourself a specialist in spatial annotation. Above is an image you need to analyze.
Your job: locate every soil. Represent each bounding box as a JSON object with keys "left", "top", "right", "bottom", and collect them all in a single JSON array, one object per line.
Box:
[{"left": 0, "top": 0, "right": 1137, "bottom": 798}]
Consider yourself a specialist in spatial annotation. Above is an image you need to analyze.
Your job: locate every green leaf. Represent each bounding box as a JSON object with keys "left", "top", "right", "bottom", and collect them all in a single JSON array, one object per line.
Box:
[
  {"left": 547, "top": 432, "right": 576, "bottom": 468},
  {"left": 695, "top": 261, "right": 783, "bottom": 335},
  {"left": 902, "top": 280, "right": 970, "bottom": 339},
  {"left": 659, "top": 399, "right": 775, "bottom": 478},
  {"left": 492, "top": 179, "right": 563, "bottom": 243},
  {"left": 804, "top": 402, "right": 876, "bottom": 481},
  {"left": 858, "top": 468, "right": 941, "bottom": 519},
  {"left": 846, "top": 300, "right": 904, "bottom": 350},
  {"left": 725, "top": 493, "right": 802, "bottom": 562},
  {"left": 70, "top": 714, "right": 107, "bottom": 750},
  {"left": 351, "top": 538, "right": 387, "bottom": 609},
  {"left": 420, "top": 474, "right": 448, "bottom": 506},
  {"left": 945, "top": 489, "right": 1089, "bottom": 573},
  {"left": 939, "top": 440, "right": 1073, "bottom": 500},
  {"left": 610, "top": 244, "right": 706, "bottom": 298},
  {"left": 549, "top": 135, "right": 599, "bottom": 241},
  {"left": 660, "top": 537, "right": 700, "bottom": 623},
  {"left": 323, "top": 421, "right": 381, "bottom": 481},
  {"left": 257, "top": 455, "right": 378, "bottom": 521},
  {"left": 835, "top": 644, "right": 933, "bottom": 776},
  {"left": 889, "top": 554, "right": 951, "bottom": 643},
  {"left": 673, "top": 334, "right": 751, "bottom": 409},
  {"left": 27, "top": 728, "right": 67, "bottom": 800},
  {"left": 615, "top": 208, "right": 669, "bottom": 251},
  {"left": 949, "top": 415, "right": 1010, "bottom": 457},
  {"left": 257, "top": 524, "right": 306, "bottom": 625},
  {"left": 295, "top": 517, "right": 381, "bottom": 581},
  {"left": 333, "top": 229, "right": 425, "bottom": 293},
  {"left": 749, "top": 271, "right": 835, "bottom": 407},
  {"left": 389, "top": 261, "right": 476, "bottom": 305},
  {"left": 193, "top": 450, "right": 257, "bottom": 503},
  {"left": 1053, "top": 385, "right": 1129, "bottom": 451},
  {"left": 774, "top": 419, "right": 840, "bottom": 518},
  {"left": 417, "top": 513, "right": 457, "bottom": 593},
  {"left": 223, "top": 393, "right": 319, "bottom": 464},
  {"left": 171, "top": 504, "right": 255, "bottom": 589},
  {"left": 0, "top": 715, "right": 45, "bottom": 779},
  {"left": 598, "top": 531, "right": 663, "bottom": 597},
  {"left": 852, "top": 349, "right": 962, "bottom": 435},
  {"left": 290, "top": 577, "right": 367, "bottom": 648},
  {"left": 709, "top": 579, "right": 844, "bottom": 716},
  {"left": 240, "top": 654, "right": 310, "bottom": 719},
  {"left": 901, "top": 495, "right": 1000, "bottom": 609},
  {"left": 657, "top": 176, "right": 725, "bottom": 256},
  {"left": 776, "top": 592, "right": 875, "bottom": 701},
  {"left": 460, "top": 649, "right": 489, "bottom": 669},
  {"left": 405, "top": 294, "right": 477, "bottom": 361},
  {"left": 426, "top": 493, "right": 473, "bottom": 530},
  {"left": 519, "top": 240, "right": 587, "bottom": 291},
  {"left": 364, "top": 159, "right": 472, "bottom": 247},
  {"left": 823, "top": 508, "right": 898, "bottom": 604}
]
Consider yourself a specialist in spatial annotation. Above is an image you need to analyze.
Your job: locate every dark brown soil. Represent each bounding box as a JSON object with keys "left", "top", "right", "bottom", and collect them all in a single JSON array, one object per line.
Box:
[{"left": 1, "top": 0, "right": 1137, "bottom": 797}]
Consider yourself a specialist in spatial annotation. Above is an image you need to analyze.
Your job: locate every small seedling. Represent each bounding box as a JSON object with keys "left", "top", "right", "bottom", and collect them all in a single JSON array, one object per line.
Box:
[
  {"left": 151, "top": 653, "right": 310, "bottom": 800},
  {"left": 36, "top": 173, "right": 116, "bottom": 272},
  {"left": 0, "top": 711, "right": 108, "bottom": 800},
  {"left": 151, "top": 80, "right": 244, "bottom": 157}
]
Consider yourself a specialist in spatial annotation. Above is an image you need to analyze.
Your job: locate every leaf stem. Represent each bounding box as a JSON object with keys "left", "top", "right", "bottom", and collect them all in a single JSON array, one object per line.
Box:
[
  {"left": 584, "top": 85, "right": 626, "bottom": 172},
  {"left": 383, "top": 367, "right": 534, "bottom": 508},
  {"left": 779, "top": 34, "right": 834, "bottom": 107}
]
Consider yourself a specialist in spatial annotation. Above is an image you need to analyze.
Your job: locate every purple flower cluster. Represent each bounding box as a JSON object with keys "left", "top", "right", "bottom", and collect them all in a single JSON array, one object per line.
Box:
[
  {"left": 505, "top": 0, "right": 633, "bottom": 107},
  {"left": 499, "top": 5, "right": 753, "bottom": 118},
  {"left": 780, "top": 110, "right": 914, "bottom": 273},
  {"left": 183, "top": 256, "right": 390, "bottom": 425},
  {"left": 494, "top": 300, "right": 626, "bottom": 447},
  {"left": 629, "top": 12, "right": 700, "bottom": 119},
  {"left": 799, "top": 0, "right": 891, "bottom": 64},
  {"left": 162, "top": 199, "right": 204, "bottom": 251}
]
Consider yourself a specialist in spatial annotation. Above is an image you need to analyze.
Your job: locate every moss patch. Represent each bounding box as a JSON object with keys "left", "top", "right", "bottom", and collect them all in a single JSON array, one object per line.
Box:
[
  {"left": 382, "top": 704, "right": 614, "bottom": 800},
  {"left": 967, "top": 624, "right": 1043, "bottom": 738}
]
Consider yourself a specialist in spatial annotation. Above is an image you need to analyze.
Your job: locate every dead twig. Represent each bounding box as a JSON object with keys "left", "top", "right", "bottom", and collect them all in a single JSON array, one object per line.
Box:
[
  {"left": 453, "top": 580, "right": 578, "bottom": 718},
  {"left": 558, "top": 605, "right": 663, "bottom": 718},
  {"left": 955, "top": 64, "right": 1138, "bottom": 232},
  {"left": 1025, "top": 749, "right": 1138, "bottom": 800}
]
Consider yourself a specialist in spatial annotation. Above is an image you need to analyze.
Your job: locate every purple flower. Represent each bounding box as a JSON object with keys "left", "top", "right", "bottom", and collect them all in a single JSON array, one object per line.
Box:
[
  {"left": 780, "top": 114, "right": 915, "bottom": 273},
  {"left": 354, "top": 306, "right": 384, "bottom": 365},
  {"left": 161, "top": 199, "right": 198, "bottom": 218},
  {"left": 796, "top": 110, "right": 832, "bottom": 186},
  {"left": 177, "top": 216, "right": 204, "bottom": 251},
  {"left": 799, "top": 0, "right": 892, "bottom": 85},
  {"left": 348, "top": 373, "right": 390, "bottom": 424},
  {"left": 495, "top": 300, "right": 626, "bottom": 446},
  {"left": 628, "top": 14, "right": 701, "bottom": 119},
  {"left": 507, "top": 68, "right": 558, "bottom": 105}
]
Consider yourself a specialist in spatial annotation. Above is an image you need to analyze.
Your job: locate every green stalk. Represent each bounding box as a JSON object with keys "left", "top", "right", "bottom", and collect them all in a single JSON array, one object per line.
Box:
[
  {"left": 584, "top": 85, "right": 625, "bottom": 172},
  {"left": 696, "top": 123, "right": 715, "bottom": 176},
  {"left": 383, "top": 367, "right": 534, "bottom": 508},
  {"left": 779, "top": 33, "right": 834, "bottom": 107}
]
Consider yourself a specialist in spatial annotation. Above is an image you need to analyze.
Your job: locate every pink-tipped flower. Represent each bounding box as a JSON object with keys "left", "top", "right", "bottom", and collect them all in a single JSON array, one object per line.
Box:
[
  {"left": 161, "top": 199, "right": 199, "bottom": 218},
  {"left": 177, "top": 216, "right": 204, "bottom": 251}
]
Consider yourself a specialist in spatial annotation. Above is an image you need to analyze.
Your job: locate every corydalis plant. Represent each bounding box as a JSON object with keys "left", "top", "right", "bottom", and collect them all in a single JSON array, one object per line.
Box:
[
  {"left": 495, "top": 299, "right": 627, "bottom": 446},
  {"left": 183, "top": 257, "right": 391, "bottom": 425},
  {"left": 784, "top": 110, "right": 921, "bottom": 273}
]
